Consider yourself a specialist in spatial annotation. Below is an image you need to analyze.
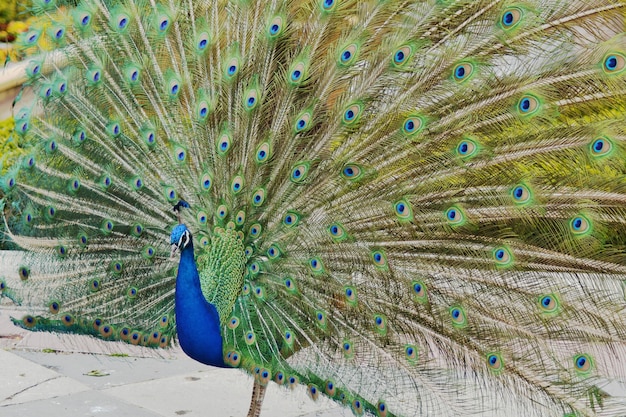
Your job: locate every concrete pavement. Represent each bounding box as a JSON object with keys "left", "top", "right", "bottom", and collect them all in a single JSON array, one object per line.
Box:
[{"left": 0, "top": 309, "right": 347, "bottom": 417}]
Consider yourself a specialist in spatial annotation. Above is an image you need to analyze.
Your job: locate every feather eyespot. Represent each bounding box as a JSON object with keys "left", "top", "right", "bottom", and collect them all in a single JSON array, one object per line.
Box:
[
  {"left": 46, "top": 139, "right": 57, "bottom": 153},
  {"left": 200, "top": 173, "right": 212, "bottom": 191},
  {"left": 18, "top": 265, "right": 29, "bottom": 280},
  {"left": 258, "top": 369, "right": 271, "bottom": 386},
  {"left": 487, "top": 353, "right": 504, "bottom": 372},
  {"left": 56, "top": 245, "right": 67, "bottom": 257},
  {"left": 196, "top": 32, "right": 210, "bottom": 51},
  {"left": 267, "top": 244, "right": 280, "bottom": 259},
  {"left": 294, "top": 112, "right": 312, "bottom": 132},
  {"left": 49, "top": 301, "right": 60, "bottom": 314},
  {"left": 376, "top": 401, "right": 388, "bottom": 417},
  {"left": 570, "top": 215, "right": 591, "bottom": 236},
  {"left": 445, "top": 206, "right": 465, "bottom": 226},
  {"left": 268, "top": 16, "right": 283, "bottom": 37},
  {"left": 116, "top": 16, "right": 129, "bottom": 30},
  {"left": 412, "top": 281, "right": 428, "bottom": 303},
  {"left": 249, "top": 223, "right": 262, "bottom": 237},
  {"left": 603, "top": 52, "right": 625, "bottom": 75},
  {"left": 231, "top": 175, "right": 244, "bottom": 194},
  {"left": 235, "top": 210, "right": 245, "bottom": 226},
  {"left": 325, "top": 380, "right": 336, "bottom": 397},
  {"left": 244, "top": 89, "right": 259, "bottom": 110},
  {"left": 371, "top": 250, "right": 387, "bottom": 269},
  {"left": 342, "top": 340, "right": 354, "bottom": 358},
  {"left": 517, "top": 94, "right": 540, "bottom": 116},
  {"left": 125, "top": 64, "right": 141, "bottom": 84},
  {"left": 511, "top": 184, "right": 532, "bottom": 204},
  {"left": 255, "top": 143, "right": 270, "bottom": 163},
  {"left": 26, "top": 60, "right": 41, "bottom": 78},
  {"left": 250, "top": 262, "right": 261, "bottom": 276},
  {"left": 352, "top": 399, "right": 364, "bottom": 415},
  {"left": 339, "top": 44, "right": 358, "bottom": 66},
  {"left": 405, "top": 344, "right": 418, "bottom": 364},
  {"left": 288, "top": 375, "right": 299, "bottom": 389},
  {"left": 341, "top": 164, "right": 362, "bottom": 180},
  {"left": 25, "top": 30, "right": 40, "bottom": 45},
  {"left": 224, "top": 57, "right": 239, "bottom": 78},
  {"left": 283, "top": 330, "right": 294, "bottom": 346},
  {"left": 101, "top": 219, "right": 114, "bottom": 234},
  {"left": 284, "top": 278, "right": 296, "bottom": 292},
  {"left": 78, "top": 233, "right": 88, "bottom": 246},
  {"left": 321, "top": 0, "right": 336, "bottom": 11},
  {"left": 23, "top": 315, "right": 36, "bottom": 328},
  {"left": 493, "top": 246, "right": 513, "bottom": 266},
  {"left": 291, "top": 163, "right": 310, "bottom": 183},
  {"left": 309, "top": 257, "right": 323, "bottom": 273},
  {"left": 90, "top": 279, "right": 101, "bottom": 292},
  {"left": 453, "top": 62, "right": 475, "bottom": 82},
  {"left": 61, "top": 313, "right": 74, "bottom": 326},
  {"left": 283, "top": 212, "right": 300, "bottom": 227},
  {"left": 130, "top": 331, "right": 142, "bottom": 345},
  {"left": 307, "top": 384, "right": 320, "bottom": 401},
  {"left": 92, "top": 318, "right": 103, "bottom": 332},
  {"left": 450, "top": 306, "right": 467, "bottom": 328},
  {"left": 589, "top": 137, "right": 613, "bottom": 157},
  {"left": 73, "top": 129, "right": 87, "bottom": 145},
  {"left": 86, "top": 69, "right": 101, "bottom": 85},
  {"left": 342, "top": 103, "right": 362, "bottom": 125},
  {"left": 500, "top": 7, "right": 523, "bottom": 29},
  {"left": 328, "top": 223, "right": 347, "bottom": 241},
  {"left": 344, "top": 286, "right": 357, "bottom": 305},
  {"left": 373, "top": 314, "right": 387, "bottom": 335},
  {"left": 289, "top": 62, "right": 306, "bottom": 84},
  {"left": 245, "top": 331, "right": 256, "bottom": 345},
  {"left": 315, "top": 310, "right": 327, "bottom": 329},
  {"left": 194, "top": 211, "right": 207, "bottom": 226},
  {"left": 216, "top": 205, "right": 228, "bottom": 220},
  {"left": 393, "top": 45, "right": 413, "bottom": 67},
  {"left": 142, "top": 246, "right": 155, "bottom": 259},
  {"left": 158, "top": 17, "right": 169, "bottom": 32},
  {"left": 274, "top": 371, "right": 285, "bottom": 385},
  {"left": 402, "top": 115, "right": 424, "bottom": 136},
  {"left": 107, "top": 122, "right": 121, "bottom": 138},
  {"left": 196, "top": 101, "right": 209, "bottom": 120},
  {"left": 456, "top": 139, "right": 478, "bottom": 158},
  {"left": 394, "top": 199, "right": 413, "bottom": 221},
  {"left": 164, "top": 187, "right": 177, "bottom": 202},
  {"left": 574, "top": 354, "right": 593, "bottom": 374},
  {"left": 252, "top": 188, "right": 266, "bottom": 207},
  {"left": 538, "top": 294, "right": 560, "bottom": 313}
]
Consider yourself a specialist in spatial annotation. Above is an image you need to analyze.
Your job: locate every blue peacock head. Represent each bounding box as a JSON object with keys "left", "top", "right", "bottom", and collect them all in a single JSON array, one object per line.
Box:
[
  {"left": 171, "top": 200, "right": 192, "bottom": 255},
  {"left": 171, "top": 224, "right": 192, "bottom": 256}
]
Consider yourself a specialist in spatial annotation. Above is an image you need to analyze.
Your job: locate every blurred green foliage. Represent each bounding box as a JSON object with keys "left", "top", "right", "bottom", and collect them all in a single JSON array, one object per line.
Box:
[
  {"left": 1, "top": 117, "right": 21, "bottom": 249},
  {"left": 0, "top": 0, "right": 27, "bottom": 25}
]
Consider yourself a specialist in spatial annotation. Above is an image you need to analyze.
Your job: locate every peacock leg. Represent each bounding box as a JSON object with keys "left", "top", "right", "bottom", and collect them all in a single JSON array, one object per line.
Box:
[{"left": 246, "top": 379, "right": 267, "bottom": 417}]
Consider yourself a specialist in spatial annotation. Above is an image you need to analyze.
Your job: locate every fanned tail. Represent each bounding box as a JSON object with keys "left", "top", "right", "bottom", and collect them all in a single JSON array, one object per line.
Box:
[{"left": 2, "top": 1, "right": 626, "bottom": 416}]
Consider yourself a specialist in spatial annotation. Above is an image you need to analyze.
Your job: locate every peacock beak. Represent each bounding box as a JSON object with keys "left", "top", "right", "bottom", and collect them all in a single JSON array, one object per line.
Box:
[{"left": 170, "top": 243, "right": 179, "bottom": 258}]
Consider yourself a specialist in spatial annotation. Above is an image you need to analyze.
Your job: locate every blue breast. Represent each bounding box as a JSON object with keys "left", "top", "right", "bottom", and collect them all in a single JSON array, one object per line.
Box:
[{"left": 175, "top": 241, "right": 227, "bottom": 367}]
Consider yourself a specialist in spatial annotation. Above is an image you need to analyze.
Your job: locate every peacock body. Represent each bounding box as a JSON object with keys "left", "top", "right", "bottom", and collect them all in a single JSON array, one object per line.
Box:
[{"left": 1, "top": 0, "right": 626, "bottom": 416}]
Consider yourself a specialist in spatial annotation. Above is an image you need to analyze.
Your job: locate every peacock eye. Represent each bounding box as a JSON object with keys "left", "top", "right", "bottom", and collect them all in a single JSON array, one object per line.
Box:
[
  {"left": 453, "top": 62, "right": 475, "bottom": 82},
  {"left": 517, "top": 94, "right": 540, "bottom": 115},
  {"left": 500, "top": 7, "right": 523, "bottom": 29},
  {"left": 393, "top": 45, "right": 413, "bottom": 67},
  {"left": 589, "top": 137, "right": 612, "bottom": 157},
  {"left": 603, "top": 52, "right": 625, "bottom": 74}
]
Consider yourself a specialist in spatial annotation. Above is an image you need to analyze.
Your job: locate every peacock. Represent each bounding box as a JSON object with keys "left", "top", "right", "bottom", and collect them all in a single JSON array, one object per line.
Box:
[{"left": 1, "top": 0, "right": 626, "bottom": 416}]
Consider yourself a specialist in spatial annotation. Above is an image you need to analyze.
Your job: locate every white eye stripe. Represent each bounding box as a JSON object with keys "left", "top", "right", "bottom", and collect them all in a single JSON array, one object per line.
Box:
[{"left": 178, "top": 230, "right": 191, "bottom": 248}]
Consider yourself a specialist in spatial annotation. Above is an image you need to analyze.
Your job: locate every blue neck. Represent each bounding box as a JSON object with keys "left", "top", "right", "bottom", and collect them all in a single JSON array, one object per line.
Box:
[{"left": 175, "top": 240, "right": 226, "bottom": 367}]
